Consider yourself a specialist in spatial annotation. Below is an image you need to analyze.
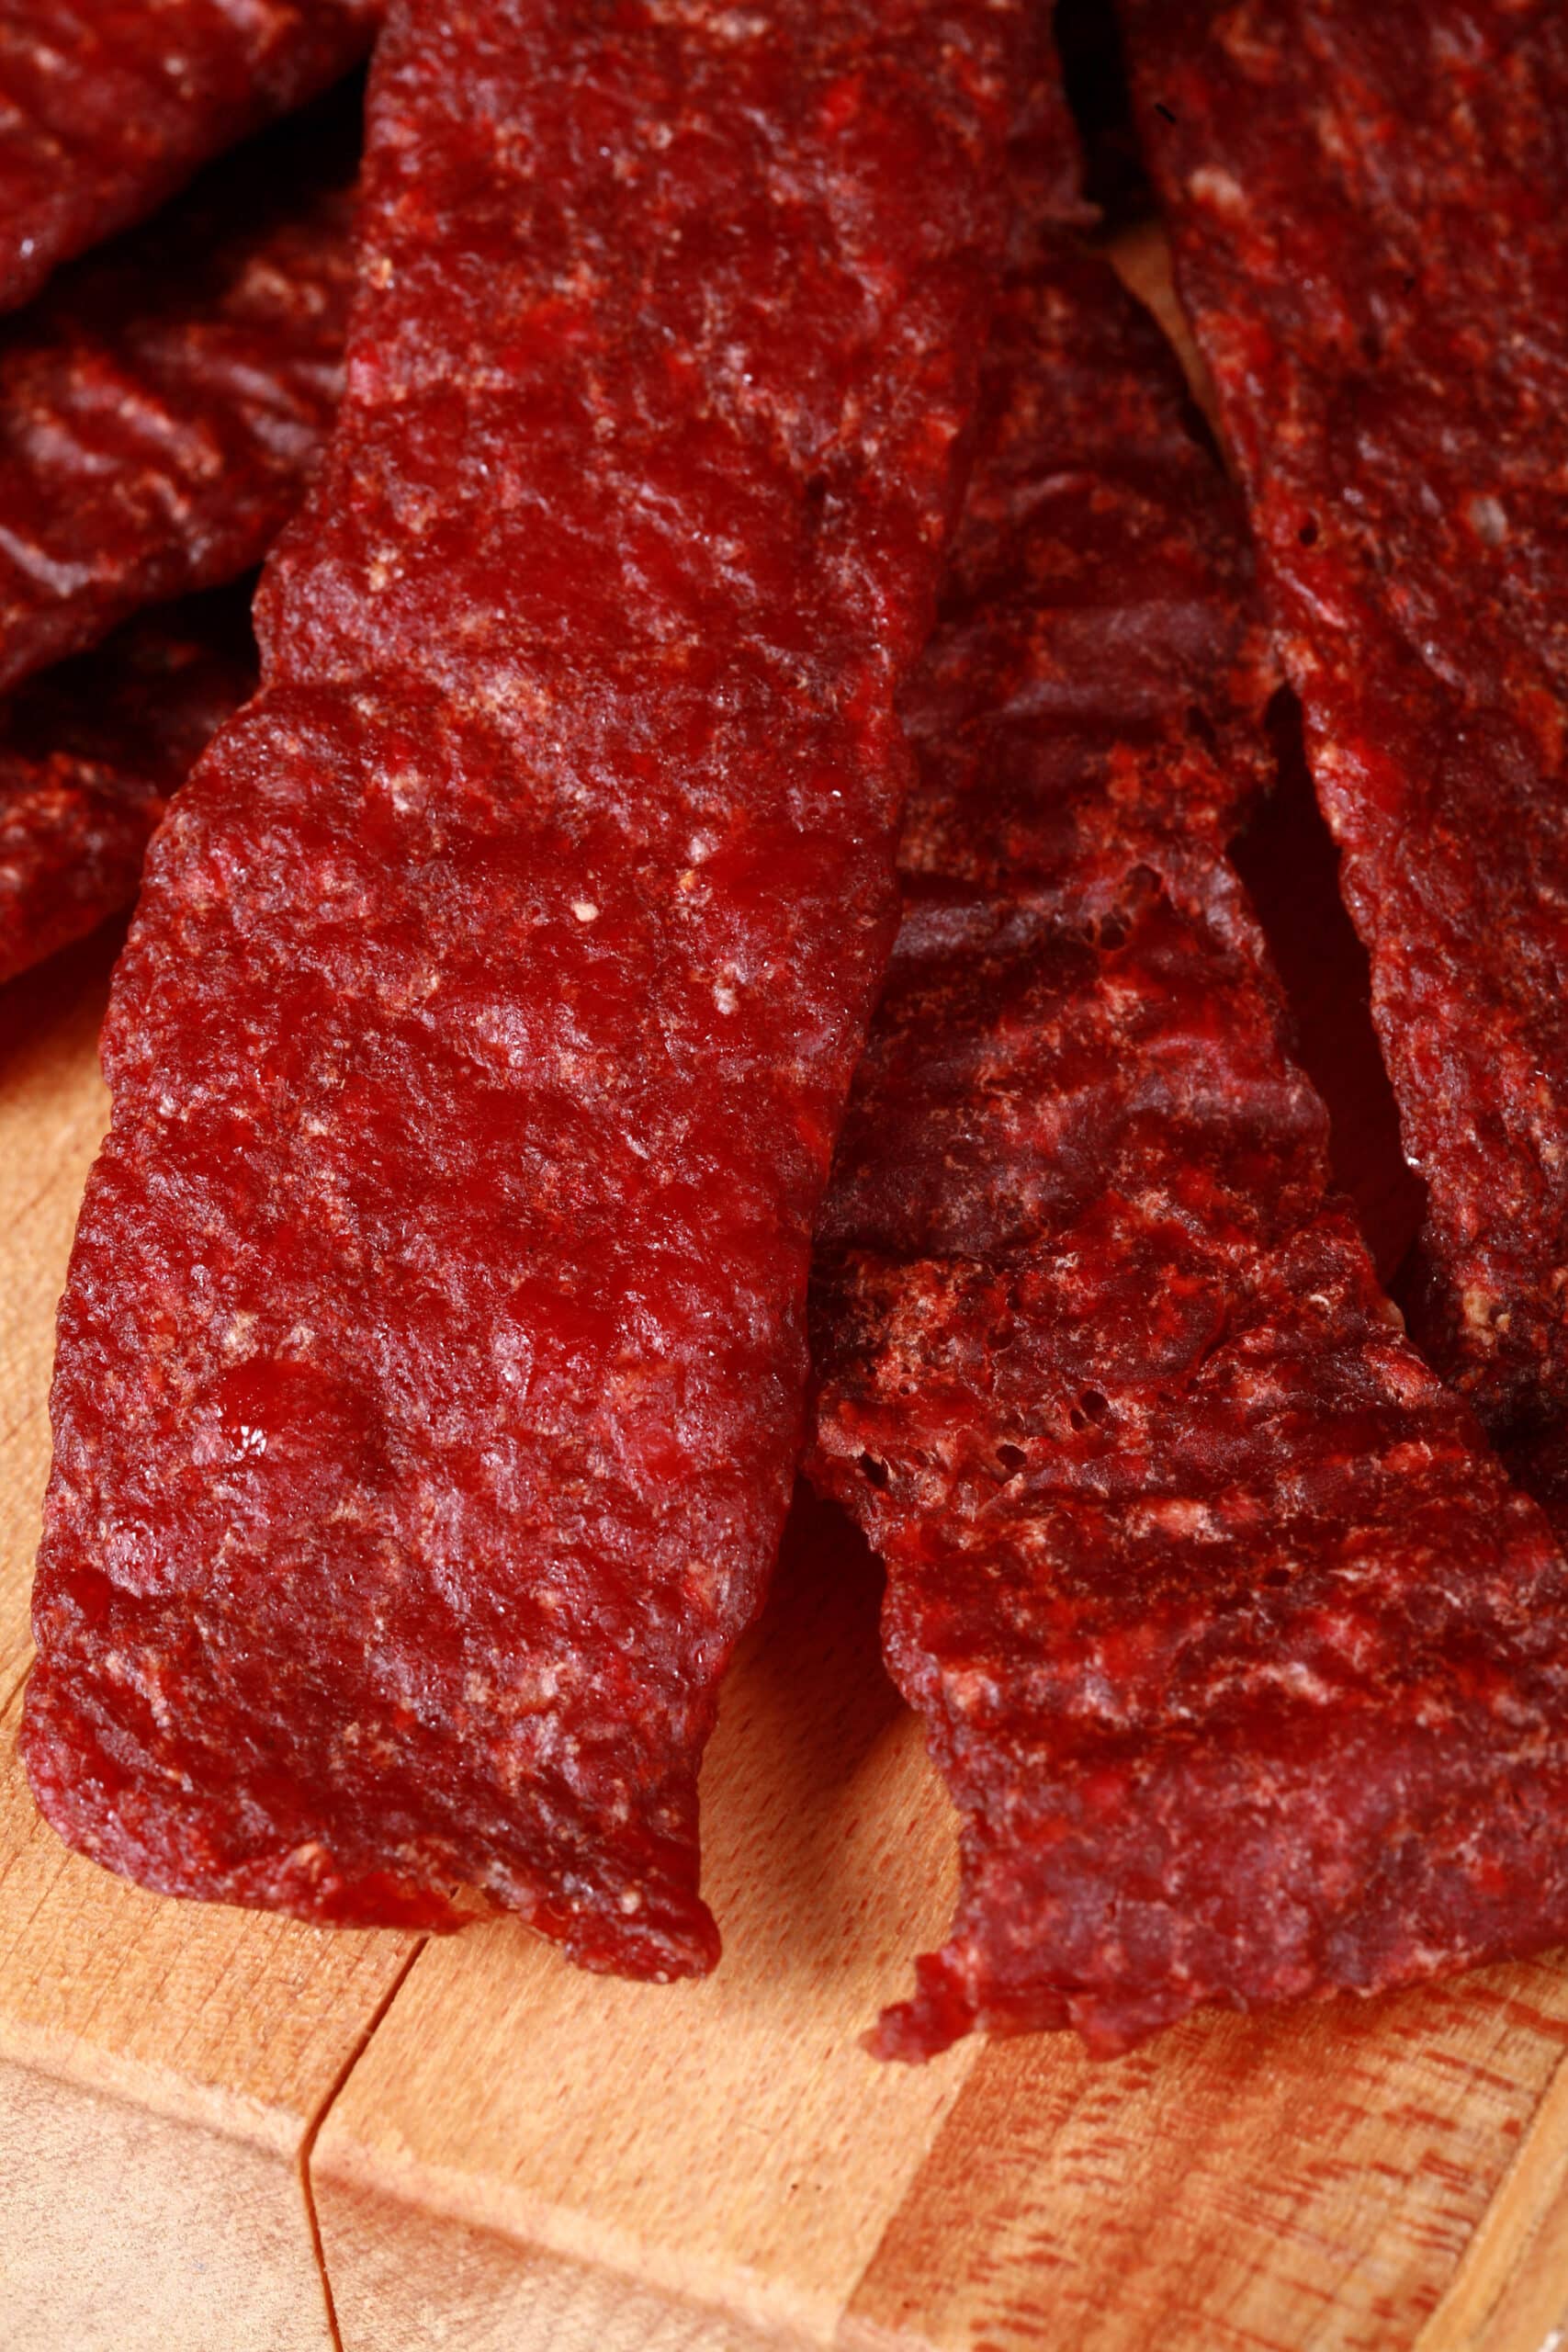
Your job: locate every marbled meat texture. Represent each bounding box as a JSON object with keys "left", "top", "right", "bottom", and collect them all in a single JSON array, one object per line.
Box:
[
  {"left": 807, "top": 233, "right": 1568, "bottom": 2059},
  {"left": 0, "top": 0, "right": 377, "bottom": 315},
  {"left": 1122, "top": 0, "right": 1568, "bottom": 1500},
  {"left": 23, "top": 0, "right": 1037, "bottom": 1979},
  {"left": 0, "top": 87, "right": 355, "bottom": 697},
  {"left": 0, "top": 587, "right": 254, "bottom": 985}
]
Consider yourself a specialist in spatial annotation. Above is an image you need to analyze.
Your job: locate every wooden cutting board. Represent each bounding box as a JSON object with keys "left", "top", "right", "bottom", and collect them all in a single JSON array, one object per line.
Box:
[
  {"left": 6, "top": 847, "right": 1568, "bottom": 2352},
  {"left": 7, "top": 245, "right": 1568, "bottom": 2352}
]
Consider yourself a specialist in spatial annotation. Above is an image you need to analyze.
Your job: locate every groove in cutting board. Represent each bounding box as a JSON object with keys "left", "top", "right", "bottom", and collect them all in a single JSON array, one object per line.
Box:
[
  {"left": 1412, "top": 2037, "right": 1568, "bottom": 2352},
  {"left": 297, "top": 1933, "right": 430, "bottom": 2352},
  {"left": 9, "top": 259, "right": 1568, "bottom": 2346},
  {"left": 310, "top": 1491, "right": 981, "bottom": 2349}
]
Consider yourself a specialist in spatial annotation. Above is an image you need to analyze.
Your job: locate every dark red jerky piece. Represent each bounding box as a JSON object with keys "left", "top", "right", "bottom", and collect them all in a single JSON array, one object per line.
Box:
[
  {"left": 807, "top": 234, "right": 1568, "bottom": 2060},
  {"left": 0, "top": 0, "right": 377, "bottom": 317},
  {"left": 23, "top": 0, "right": 1029, "bottom": 1977},
  {"left": 1122, "top": 1, "right": 1568, "bottom": 1498},
  {"left": 0, "top": 586, "right": 254, "bottom": 986},
  {"left": 0, "top": 86, "right": 356, "bottom": 699}
]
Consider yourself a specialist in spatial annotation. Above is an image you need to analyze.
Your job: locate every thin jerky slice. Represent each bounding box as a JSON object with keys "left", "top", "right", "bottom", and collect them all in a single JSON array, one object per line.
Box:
[
  {"left": 0, "top": 85, "right": 356, "bottom": 698},
  {"left": 1121, "top": 0, "right": 1568, "bottom": 1494},
  {"left": 24, "top": 0, "right": 1038, "bottom": 1978},
  {"left": 0, "top": 586, "right": 254, "bottom": 986},
  {"left": 0, "top": 0, "right": 377, "bottom": 316},
  {"left": 807, "top": 232, "right": 1568, "bottom": 2060}
]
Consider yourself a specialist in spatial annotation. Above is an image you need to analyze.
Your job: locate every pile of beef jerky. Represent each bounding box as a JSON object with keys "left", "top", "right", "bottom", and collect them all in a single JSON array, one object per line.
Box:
[{"left": 13, "top": 0, "right": 1568, "bottom": 2058}]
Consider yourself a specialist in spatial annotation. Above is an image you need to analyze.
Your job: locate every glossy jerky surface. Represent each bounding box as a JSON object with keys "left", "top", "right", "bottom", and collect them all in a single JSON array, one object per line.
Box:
[
  {"left": 807, "top": 235, "right": 1568, "bottom": 2059},
  {"left": 24, "top": 0, "right": 1029, "bottom": 1976},
  {"left": 1122, "top": 0, "right": 1568, "bottom": 1492},
  {"left": 0, "top": 0, "right": 377, "bottom": 315},
  {"left": 0, "top": 89, "right": 355, "bottom": 697}
]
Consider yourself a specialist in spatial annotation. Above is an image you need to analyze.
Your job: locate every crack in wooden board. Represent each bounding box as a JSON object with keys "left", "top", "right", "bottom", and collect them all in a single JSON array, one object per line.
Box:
[
  {"left": 7, "top": 240, "right": 1568, "bottom": 2349},
  {"left": 0, "top": 1676, "right": 416, "bottom": 2154},
  {"left": 297, "top": 1933, "right": 432, "bottom": 2352},
  {"left": 311, "top": 1488, "right": 980, "bottom": 2350}
]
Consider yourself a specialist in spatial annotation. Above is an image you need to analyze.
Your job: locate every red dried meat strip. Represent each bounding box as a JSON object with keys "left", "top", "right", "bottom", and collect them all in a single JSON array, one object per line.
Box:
[
  {"left": 0, "top": 587, "right": 254, "bottom": 986},
  {"left": 1121, "top": 0, "right": 1568, "bottom": 1497},
  {"left": 0, "top": 0, "right": 377, "bottom": 316},
  {"left": 0, "top": 86, "right": 355, "bottom": 698},
  {"left": 807, "top": 232, "right": 1568, "bottom": 2059},
  {"left": 23, "top": 0, "right": 1038, "bottom": 1978}
]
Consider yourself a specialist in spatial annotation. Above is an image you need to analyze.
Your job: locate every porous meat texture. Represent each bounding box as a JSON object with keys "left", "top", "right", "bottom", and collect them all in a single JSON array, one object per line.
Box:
[
  {"left": 807, "top": 236, "right": 1568, "bottom": 2060},
  {"left": 1122, "top": 0, "right": 1568, "bottom": 1499},
  {"left": 0, "top": 0, "right": 377, "bottom": 315},
  {"left": 0, "top": 586, "right": 254, "bottom": 985},
  {"left": 24, "top": 0, "right": 1042, "bottom": 1978},
  {"left": 0, "top": 85, "right": 355, "bottom": 697}
]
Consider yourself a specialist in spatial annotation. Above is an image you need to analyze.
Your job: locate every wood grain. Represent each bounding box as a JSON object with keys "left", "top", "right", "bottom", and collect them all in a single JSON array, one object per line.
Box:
[
  {"left": 314, "top": 1494, "right": 983, "bottom": 2346},
  {"left": 0, "top": 2054, "right": 333, "bottom": 2352},
  {"left": 321, "top": 2177, "right": 773, "bottom": 2352},
  {"left": 0, "top": 929, "right": 119, "bottom": 1698},
  {"left": 9, "top": 232, "right": 1568, "bottom": 2352},
  {"left": 847, "top": 1966, "right": 1568, "bottom": 2352},
  {"left": 0, "top": 949, "right": 418, "bottom": 2346}
]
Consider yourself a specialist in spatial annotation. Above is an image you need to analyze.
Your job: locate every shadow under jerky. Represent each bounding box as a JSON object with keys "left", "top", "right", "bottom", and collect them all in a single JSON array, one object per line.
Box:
[
  {"left": 1123, "top": 0, "right": 1568, "bottom": 1521},
  {"left": 0, "top": 584, "right": 256, "bottom": 988},
  {"left": 23, "top": 0, "right": 1029, "bottom": 1983},
  {"left": 0, "top": 0, "right": 377, "bottom": 317},
  {"left": 808, "top": 184, "right": 1568, "bottom": 2056},
  {"left": 0, "top": 74, "right": 360, "bottom": 699}
]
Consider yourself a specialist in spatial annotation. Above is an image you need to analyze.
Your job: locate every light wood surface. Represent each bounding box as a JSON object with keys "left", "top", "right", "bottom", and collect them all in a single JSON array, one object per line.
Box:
[
  {"left": 9, "top": 293, "right": 1568, "bottom": 2352},
  {"left": 0, "top": 2054, "right": 333, "bottom": 2352},
  {"left": 314, "top": 1498, "right": 979, "bottom": 2348},
  {"left": 0, "top": 930, "right": 120, "bottom": 1701},
  {"left": 9, "top": 952, "right": 1568, "bottom": 2351},
  {"left": 0, "top": 944, "right": 417, "bottom": 2348}
]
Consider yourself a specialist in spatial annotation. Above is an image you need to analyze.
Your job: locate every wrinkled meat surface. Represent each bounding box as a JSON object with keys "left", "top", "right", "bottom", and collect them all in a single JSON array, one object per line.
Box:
[
  {"left": 24, "top": 0, "right": 1033, "bottom": 1978},
  {"left": 0, "top": 0, "right": 376, "bottom": 313},
  {"left": 808, "top": 230, "right": 1568, "bottom": 2058},
  {"left": 1124, "top": 0, "right": 1568, "bottom": 1504},
  {"left": 0, "top": 86, "right": 355, "bottom": 697}
]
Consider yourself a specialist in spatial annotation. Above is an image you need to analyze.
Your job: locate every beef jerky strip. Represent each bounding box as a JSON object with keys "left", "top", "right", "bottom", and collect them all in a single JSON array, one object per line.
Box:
[
  {"left": 0, "top": 0, "right": 377, "bottom": 317},
  {"left": 0, "top": 586, "right": 254, "bottom": 986},
  {"left": 23, "top": 0, "right": 1034, "bottom": 1979},
  {"left": 807, "top": 229, "right": 1568, "bottom": 2060},
  {"left": 1121, "top": 0, "right": 1568, "bottom": 1496},
  {"left": 0, "top": 85, "right": 356, "bottom": 699}
]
